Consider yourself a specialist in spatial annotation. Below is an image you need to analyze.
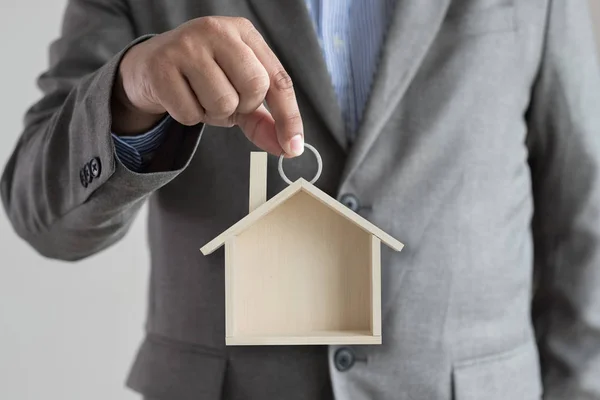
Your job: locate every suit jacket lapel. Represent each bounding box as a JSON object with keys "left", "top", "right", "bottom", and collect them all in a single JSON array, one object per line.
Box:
[
  {"left": 341, "top": 0, "right": 452, "bottom": 183},
  {"left": 246, "top": 0, "right": 347, "bottom": 151}
]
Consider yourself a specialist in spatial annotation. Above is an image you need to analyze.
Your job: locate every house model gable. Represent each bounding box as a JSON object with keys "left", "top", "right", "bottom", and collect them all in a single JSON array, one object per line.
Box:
[
  {"left": 200, "top": 152, "right": 404, "bottom": 345},
  {"left": 201, "top": 178, "right": 403, "bottom": 256}
]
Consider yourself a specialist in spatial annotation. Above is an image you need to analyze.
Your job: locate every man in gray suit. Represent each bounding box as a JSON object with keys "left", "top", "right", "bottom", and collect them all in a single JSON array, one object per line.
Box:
[{"left": 2, "top": 0, "right": 600, "bottom": 399}]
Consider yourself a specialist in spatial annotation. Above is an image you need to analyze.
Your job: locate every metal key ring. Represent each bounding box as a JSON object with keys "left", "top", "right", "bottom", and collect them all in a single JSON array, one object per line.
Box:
[{"left": 278, "top": 143, "right": 323, "bottom": 185}]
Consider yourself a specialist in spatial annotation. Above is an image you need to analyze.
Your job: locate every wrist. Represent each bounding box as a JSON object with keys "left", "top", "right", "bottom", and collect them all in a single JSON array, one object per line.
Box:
[{"left": 111, "top": 60, "right": 165, "bottom": 136}]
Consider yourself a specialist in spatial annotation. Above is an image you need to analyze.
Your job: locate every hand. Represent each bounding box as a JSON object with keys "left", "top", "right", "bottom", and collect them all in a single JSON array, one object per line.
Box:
[{"left": 111, "top": 16, "right": 304, "bottom": 157}]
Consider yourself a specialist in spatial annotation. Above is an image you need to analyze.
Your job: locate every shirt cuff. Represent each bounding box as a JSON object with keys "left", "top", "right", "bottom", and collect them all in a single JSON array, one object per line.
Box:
[{"left": 112, "top": 115, "right": 172, "bottom": 172}]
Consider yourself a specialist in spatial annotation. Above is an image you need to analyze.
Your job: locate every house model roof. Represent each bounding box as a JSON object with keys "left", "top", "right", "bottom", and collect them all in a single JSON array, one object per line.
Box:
[{"left": 200, "top": 178, "right": 404, "bottom": 255}]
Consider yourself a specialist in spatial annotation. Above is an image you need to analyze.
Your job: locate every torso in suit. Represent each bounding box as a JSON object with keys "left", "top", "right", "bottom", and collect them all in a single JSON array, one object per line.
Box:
[{"left": 3, "top": 1, "right": 600, "bottom": 399}]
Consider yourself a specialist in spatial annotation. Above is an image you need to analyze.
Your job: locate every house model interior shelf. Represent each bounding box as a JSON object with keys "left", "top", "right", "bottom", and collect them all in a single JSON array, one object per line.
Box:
[{"left": 201, "top": 152, "right": 404, "bottom": 346}]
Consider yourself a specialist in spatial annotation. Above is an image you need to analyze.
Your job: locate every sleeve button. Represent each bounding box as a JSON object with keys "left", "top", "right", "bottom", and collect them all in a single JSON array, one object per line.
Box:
[
  {"left": 80, "top": 168, "right": 88, "bottom": 188},
  {"left": 89, "top": 157, "right": 101, "bottom": 178}
]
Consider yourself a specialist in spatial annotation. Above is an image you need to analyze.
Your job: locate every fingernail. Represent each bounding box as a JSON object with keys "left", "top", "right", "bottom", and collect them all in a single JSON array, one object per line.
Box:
[{"left": 289, "top": 135, "right": 304, "bottom": 156}]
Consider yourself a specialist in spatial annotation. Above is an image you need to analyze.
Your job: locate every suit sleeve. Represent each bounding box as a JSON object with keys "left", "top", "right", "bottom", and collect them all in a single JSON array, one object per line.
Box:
[
  {"left": 0, "top": 0, "right": 202, "bottom": 261},
  {"left": 527, "top": 1, "right": 600, "bottom": 398}
]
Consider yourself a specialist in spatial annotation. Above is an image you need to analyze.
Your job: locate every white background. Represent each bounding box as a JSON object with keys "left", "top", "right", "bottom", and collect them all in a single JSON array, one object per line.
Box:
[{"left": 1, "top": 1, "right": 600, "bottom": 399}]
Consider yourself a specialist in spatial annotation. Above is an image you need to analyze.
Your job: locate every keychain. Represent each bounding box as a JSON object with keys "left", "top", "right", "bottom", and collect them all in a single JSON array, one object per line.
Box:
[{"left": 277, "top": 143, "right": 323, "bottom": 185}]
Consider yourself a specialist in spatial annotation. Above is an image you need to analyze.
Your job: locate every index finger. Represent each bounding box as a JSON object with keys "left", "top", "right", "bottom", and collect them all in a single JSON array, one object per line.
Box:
[{"left": 241, "top": 25, "right": 304, "bottom": 157}]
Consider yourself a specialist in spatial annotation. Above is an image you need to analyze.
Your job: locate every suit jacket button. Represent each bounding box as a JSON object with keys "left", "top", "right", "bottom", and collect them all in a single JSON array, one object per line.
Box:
[
  {"left": 339, "top": 193, "right": 360, "bottom": 212},
  {"left": 334, "top": 347, "right": 355, "bottom": 372},
  {"left": 89, "top": 157, "right": 101, "bottom": 178}
]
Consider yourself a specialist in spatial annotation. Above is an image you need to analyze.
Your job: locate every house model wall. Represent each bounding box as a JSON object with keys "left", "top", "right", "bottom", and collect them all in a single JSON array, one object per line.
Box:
[{"left": 201, "top": 152, "right": 404, "bottom": 345}]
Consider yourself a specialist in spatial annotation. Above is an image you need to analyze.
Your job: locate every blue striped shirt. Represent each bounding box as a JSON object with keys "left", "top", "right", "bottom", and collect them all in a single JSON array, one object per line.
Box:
[
  {"left": 306, "top": 0, "right": 397, "bottom": 140},
  {"left": 113, "top": 0, "right": 395, "bottom": 171},
  {"left": 112, "top": 115, "right": 171, "bottom": 171}
]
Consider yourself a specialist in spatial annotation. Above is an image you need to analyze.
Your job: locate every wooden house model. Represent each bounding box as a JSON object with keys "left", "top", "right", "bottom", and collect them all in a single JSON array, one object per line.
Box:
[{"left": 201, "top": 152, "right": 404, "bottom": 345}]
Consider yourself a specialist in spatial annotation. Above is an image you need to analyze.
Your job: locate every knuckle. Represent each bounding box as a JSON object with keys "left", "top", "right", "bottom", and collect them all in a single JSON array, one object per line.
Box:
[
  {"left": 243, "top": 25, "right": 264, "bottom": 46},
  {"left": 245, "top": 74, "right": 270, "bottom": 97},
  {"left": 177, "top": 31, "right": 198, "bottom": 53},
  {"left": 197, "top": 16, "right": 223, "bottom": 34},
  {"left": 237, "top": 74, "right": 269, "bottom": 113},
  {"left": 178, "top": 108, "right": 204, "bottom": 126},
  {"left": 272, "top": 70, "right": 294, "bottom": 91},
  {"left": 235, "top": 17, "right": 254, "bottom": 30},
  {"left": 210, "top": 93, "right": 239, "bottom": 117}
]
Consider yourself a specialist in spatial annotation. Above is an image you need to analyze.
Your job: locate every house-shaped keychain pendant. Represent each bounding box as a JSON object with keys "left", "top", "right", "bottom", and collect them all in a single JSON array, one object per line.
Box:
[{"left": 201, "top": 148, "right": 404, "bottom": 346}]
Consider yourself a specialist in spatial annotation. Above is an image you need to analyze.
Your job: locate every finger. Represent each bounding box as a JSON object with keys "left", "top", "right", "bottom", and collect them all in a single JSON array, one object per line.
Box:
[
  {"left": 181, "top": 56, "right": 240, "bottom": 121},
  {"left": 240, "top": 26, "right": 304, "bottom": 157},
  {"left": 214, "top": 39, "right": 270, "bottom": 114},
  {"left": 151, "top": 64, "right": 204, "bottom": 126},
  {"left": 237, "top": 104, "right": 284, "bottom": 155},
  {"left": 202, "top": 113, "right": 236, "bottom": 128}
]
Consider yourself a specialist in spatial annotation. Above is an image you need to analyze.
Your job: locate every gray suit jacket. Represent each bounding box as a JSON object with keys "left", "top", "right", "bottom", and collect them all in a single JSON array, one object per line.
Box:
[{"left": 2, "top": 0, "right": 600, "bottom": 399}]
